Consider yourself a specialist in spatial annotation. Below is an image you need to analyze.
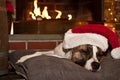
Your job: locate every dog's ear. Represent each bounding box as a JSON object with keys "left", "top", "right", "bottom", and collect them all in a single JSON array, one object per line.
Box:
[{"left": 62, "top": 48, "right": 71, "bottom": 54}]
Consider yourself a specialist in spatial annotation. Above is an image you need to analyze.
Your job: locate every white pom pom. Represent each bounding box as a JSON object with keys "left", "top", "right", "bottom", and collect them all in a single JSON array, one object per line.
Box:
[{"left": 111, "top": 47, "right": 120, "bottom": 59}]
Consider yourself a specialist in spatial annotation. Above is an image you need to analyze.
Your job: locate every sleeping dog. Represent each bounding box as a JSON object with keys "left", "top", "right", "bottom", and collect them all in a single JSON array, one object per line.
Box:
[
  {"left": 54, "top": 43, "right": 105, "bottom": 72},
  {"left": 66, "top": 44, "right": 104, "bottom": 72},
  {"left": 17, "top": 42, "right": 105, "bottom": 72}
]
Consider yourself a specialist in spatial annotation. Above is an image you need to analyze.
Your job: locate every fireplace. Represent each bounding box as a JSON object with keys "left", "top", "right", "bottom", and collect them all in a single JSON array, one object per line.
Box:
[{"left": 12, "top": 0, "right": 103, "bottom": 34}]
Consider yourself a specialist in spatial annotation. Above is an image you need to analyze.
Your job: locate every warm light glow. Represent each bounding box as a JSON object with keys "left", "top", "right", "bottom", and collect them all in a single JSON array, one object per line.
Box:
[
  {"left": 29, "top": 0, "right": 41, "bottom": 20},
  {"left": 104, "top": 23, "right": 115, "bottom": 32},
  {"left": 114, "top": 18, "right": 118, "bottom": 22},
  {"left": 30, "top": 5, "right": 51, "bottom": 20},
  {"left": 68, "top": 14, "right": 72, "bottom": 20},
  {"left": 29, "top": 11, "right": 36, "bottom": 20},
  {"left": 33, "top": 0, "right": 41, "bottom": 17},
  {"left": 10, "top": 22, "right": 14, "bottom": 35},
  {"left": 110, "top": 12, "right": 113, "bottom": 15},
  {"left": 29, "top": 0, "right": 70, "bottom": 20},
  {"left": 55, "top": 10, "right": 62, "bottom": 19},
  {"left": 108, "top": 8, "right": 111, "bottom": 11},
  {"left": 41, "top": 6, "right": 51, "bottom": 19}
]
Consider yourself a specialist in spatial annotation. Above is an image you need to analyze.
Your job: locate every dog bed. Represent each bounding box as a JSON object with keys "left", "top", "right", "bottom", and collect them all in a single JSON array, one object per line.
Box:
[{"left": 9, "top": 50, "right": 120, "bottom": 80}]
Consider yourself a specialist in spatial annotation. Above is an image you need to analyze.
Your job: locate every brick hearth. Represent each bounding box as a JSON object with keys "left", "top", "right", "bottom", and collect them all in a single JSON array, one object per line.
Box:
[
  {"left": 9, "top": 34, "right": 63, "bottom": 50},
  {"left": 8, "top": 34, "right": 120, "bottom": 51}
]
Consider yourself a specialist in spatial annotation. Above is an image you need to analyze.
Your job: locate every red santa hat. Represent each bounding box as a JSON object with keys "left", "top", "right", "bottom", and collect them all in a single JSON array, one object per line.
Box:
[{"left": 63, "top": 24, "right": 120, "bottom": 59}]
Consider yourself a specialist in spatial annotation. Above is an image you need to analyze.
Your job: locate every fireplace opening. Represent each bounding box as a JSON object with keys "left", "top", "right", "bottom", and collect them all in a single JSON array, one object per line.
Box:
[{"left": 11, "top": 0, "right": 103, "bottom": 34}]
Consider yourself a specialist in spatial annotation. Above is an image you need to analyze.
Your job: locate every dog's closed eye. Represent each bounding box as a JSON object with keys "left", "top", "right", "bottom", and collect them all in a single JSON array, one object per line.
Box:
[
  {"left": 71, "top": 45, "right": 93, "bottom": 63},
  {"left": 97, "top": 52, "right": 104, "bottom": 62},
  {"left": 97, "top": 52, "right": 104, "bottom": 57},
  {"left": 79, "top": 49, "right": 88, "bottom": 54},
  {"left": 96, "top": 47, "right": 104, "bottom": 61}
]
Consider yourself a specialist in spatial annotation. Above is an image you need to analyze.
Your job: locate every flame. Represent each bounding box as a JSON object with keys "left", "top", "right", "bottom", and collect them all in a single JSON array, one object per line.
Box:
[
  {"left": 29, "top": 0, "right": 72, "bottom": 20},
  {"left": 41, "top": 6, "right": 51, "bottom": 19},
  {"left": 29, "top": 0, "right": 41, "bottom": 20},
  {"left": 29, "top": 11, "right": 36, "bottom": 20},
  {"left": 29, "top": 0, "right": 51, "bottom": 20},
  {"left": 55, "top": 10, "right": 62, "bottom": 19},
  {"left": 68, "top": 14, "right": 72, "bottom": 20},
  {"left": 33, "top": 0, "right": 41, "bottom": 17}
]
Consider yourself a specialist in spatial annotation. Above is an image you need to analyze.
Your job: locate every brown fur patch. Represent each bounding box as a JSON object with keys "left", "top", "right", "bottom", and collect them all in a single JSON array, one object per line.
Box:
[{"left": 70, "top": 45, "right": 104, "bottom": 67}]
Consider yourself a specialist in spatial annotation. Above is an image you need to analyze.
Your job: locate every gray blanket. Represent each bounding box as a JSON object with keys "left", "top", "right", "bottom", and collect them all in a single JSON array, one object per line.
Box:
[{"left": 9, "top": 50, "right": 120, "bottom": 80}]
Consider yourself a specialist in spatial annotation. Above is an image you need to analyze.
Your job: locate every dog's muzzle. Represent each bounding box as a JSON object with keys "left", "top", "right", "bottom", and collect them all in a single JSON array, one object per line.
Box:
[{"left": 91, "top": 62, "right": 100, "bottom": 72}]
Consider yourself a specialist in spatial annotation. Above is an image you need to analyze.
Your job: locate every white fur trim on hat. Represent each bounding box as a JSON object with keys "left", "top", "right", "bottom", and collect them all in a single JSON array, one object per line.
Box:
[
  {"left": 111, "top": 47, "right": 120, "bottom": 59},
  {"left": 63, "top": 29, "right": 108, "bottom": 52}
]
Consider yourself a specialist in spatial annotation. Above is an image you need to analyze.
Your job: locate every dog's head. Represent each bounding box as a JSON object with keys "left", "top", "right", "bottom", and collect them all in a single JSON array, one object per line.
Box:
[{"left": 64, "top": 44, "right": 105, "bottom": 72}]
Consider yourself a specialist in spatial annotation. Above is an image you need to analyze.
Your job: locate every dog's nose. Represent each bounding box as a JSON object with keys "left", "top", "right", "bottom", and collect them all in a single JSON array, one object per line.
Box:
[{"left": 91, "top": 62, "right": 100, "bottom": 72}]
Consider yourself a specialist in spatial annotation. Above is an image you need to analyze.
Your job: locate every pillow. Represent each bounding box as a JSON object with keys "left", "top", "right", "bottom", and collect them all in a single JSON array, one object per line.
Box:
[
  {"left": 9, "top": 50, "right": 120, "bottom": 80},
  {"left": 8, "top": 50, "right": 36, "bottom": 78},
  {"left": 19, "top": 55, "right": 100, "bottom": 80}
]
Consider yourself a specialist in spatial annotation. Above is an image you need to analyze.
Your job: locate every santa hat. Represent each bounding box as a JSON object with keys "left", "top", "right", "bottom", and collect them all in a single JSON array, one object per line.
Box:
[{"left": 63, "top": 24, "right": 120, "bottom": 59}]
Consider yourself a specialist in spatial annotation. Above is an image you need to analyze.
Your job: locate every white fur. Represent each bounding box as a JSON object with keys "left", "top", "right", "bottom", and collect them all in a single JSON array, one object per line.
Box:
[
  {"left": 85, "top": 58, "right": 94, "bottom": 71},
  {"left": 17, "top": 50, "right": 62, "bottom": 63},
  {"left": 54, "top": 42, "right": 72, "bottom": 59},
  {"left": 84, "top": 46, "right": 99, "bottom": 71},
  {"left": 17, "top": 43, "right": 69, "bottom": 63},
  {"left": 54, "top": 43, "right": 66, "bottom": 58},
  {"left": 93, "top": 46, "right": 99, "bottom": 62}
]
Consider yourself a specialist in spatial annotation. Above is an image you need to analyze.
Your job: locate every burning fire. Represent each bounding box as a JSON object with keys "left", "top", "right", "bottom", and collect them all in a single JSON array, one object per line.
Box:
[
  {"left": 41, "top": 6, "right": 51, "bottom": 19},
  {"left": 33, "top": 0, "right": 41, "bottom": 17},
  {"left": 29, "top": 0, "right": 72, "bottom": 20},
  {"left": 29, "top": 0, "right": 41, "bottom": 20},
  {"left": 29, "top": 0, "right": 51, "bottom": 20},
  {"left": 55, "top": 10, "right": 62, "bottom": 19},
  {"left": 29, "top": 12, "right": 36, "bottom": 20},
  {"left": 68, "top": 14, "right": 72, "bottom": 20}
]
